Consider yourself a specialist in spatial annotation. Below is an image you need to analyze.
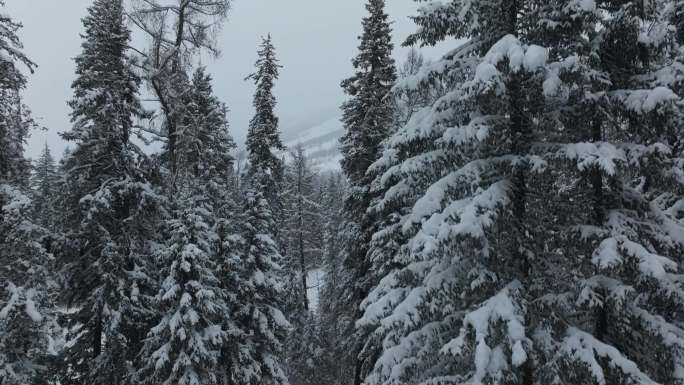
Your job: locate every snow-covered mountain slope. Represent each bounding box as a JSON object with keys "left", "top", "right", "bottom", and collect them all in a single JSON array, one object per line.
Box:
[{"left": 282, "top": 116, "right": 343, "bottom": 171}]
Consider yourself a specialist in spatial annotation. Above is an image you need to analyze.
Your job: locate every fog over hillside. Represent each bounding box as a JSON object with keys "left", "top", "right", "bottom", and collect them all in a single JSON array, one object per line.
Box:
[{"left": 282, "top": 116, "right": 344, "bottom": 171}]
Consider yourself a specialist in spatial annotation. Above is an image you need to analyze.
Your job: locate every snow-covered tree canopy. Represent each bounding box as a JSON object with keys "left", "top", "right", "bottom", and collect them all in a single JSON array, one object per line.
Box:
[
  {"left": 1, "top": 1, "right": 682, "bottom": 385},
  {"left": 360, "top": 1, "right": 684, "bottom": 385}
]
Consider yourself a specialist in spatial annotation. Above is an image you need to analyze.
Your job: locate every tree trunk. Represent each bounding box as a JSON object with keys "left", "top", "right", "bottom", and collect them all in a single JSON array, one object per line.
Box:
[
  {"left": 509, "top": 73, "right": 531, "bottom": 280},
  {"left": 93, "top": 304, "right": 102, "bottom": 358},
  {"left": 353, "top": 346, "right": 364, "bottom": 385},
  {"left": 298, "top": 181, "right": 309, "bottom": 311},
  {"left": 590, "top": 116, "right": 605, "bottom": 227}
]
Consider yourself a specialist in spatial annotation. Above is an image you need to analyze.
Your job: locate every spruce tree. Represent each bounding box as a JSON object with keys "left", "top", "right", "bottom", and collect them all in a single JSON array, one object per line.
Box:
[
  {"left": 238, "top": 42, "right": 289, "bottom": 380},
  {"left": 337, "top": 1, "right": 397, "bottom": 383},
  {"left": 245, "top": 34, "right": 285, "bottom": 197},
  {"left": 284, "top": 312, "right": 327, "bottom": 385},
  {"left": 136, "top": 65, "right": 240, "bottom": 385},
  {"left": 231, "top": 181, "right": 289, "bottom": 385},
  {"left": 0, "top": 91, "right": 34, "bottom": 188},
  {"left": 531, "top": 1, "right": 684, "bottom": 383},
  {"left": 0, "top": 183, "right": 61, "bottom": 385},
  {"left": 0, "top": 2, "right": 36, "bottom": 187},
  {"left": 58, "top": 1, "right": 160, "bottom": 383},
  {"left": 179, "top": 67, "right": 235, "bottom": 184},
  {"left": 0, "top": 6, "right": 59, "bottom": 384},
  {"left": 177, "top": 66, "right": 236, "bottom": 221},
  {"left": 30, "top": 143, "right": 59, "bottom": 229},
  {"left": 137, "top": 189, "right": 231, "bottom": 385},
  {"left": 360, "top": 1, "right": 569, "bottom": 383},
  {"left": 361, "top": 1, "right": 684, "bottom": 385}
]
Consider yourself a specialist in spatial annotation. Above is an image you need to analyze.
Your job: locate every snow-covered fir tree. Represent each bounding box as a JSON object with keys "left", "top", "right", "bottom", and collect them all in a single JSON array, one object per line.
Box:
[
  {"left": 245, "top": 34, "right": 285, "bottom": 198},
  {"left": 318, "top": 172, "right": 348, "bottom": 325},
  {"left": 530, "top": 1, "right": 684, "bottom": 383},
  {"left": 337, "top": 0, "right": 397, "bottom": 383},
  {"left": 58, "top": 1, "right": 161, "bottom": 383},
  {"left": 136, "top": 187, "right": 231, "bottom": 385},
  {"left": 0, "top": 183, "right": 60, "bottom": 385},
  {"left": 30, "top": 143, "right": 59, "bottom": 229},
  {"left": 0, "top": 2, "right": 36, "bottom": 188},
  {"left": 359, "top": 1, "right": 684, "bottom": 385},
  {"left": 178, "top": 66, "right": 236, "bottom": 203},
  {"left": 1, "top": 1, "right": 682, "bottom": 384},
  {"left": 180, "top": 68, "right": 241, "bottom": 319},
  {"left": 135, "top": 64, "right": 241, "bottom": 385},
  {"left": 232, "top": 178, "right": 289, "bottom": 385},
  {"left": 0, "top": 91, "right": 34, "bottom": 188},
  {"left": 0, "top": 8, "right": 60, "bottom": 384}
]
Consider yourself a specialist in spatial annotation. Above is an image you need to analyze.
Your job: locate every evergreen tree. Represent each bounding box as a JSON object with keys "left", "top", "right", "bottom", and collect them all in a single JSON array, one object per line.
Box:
[
  {"left": 0, "top": 1, "right": 36, "bottom": 187},
  {"left": 360, "top": 1, "right": 684, "bottom": 385},
  {"left": 136, "top": 62, "right": 242, "bottom": 385},
  {"left": 180, "top": 67, "right": 240, "bottom": 330},
  {"left": 0, "top": 3, "right": 34, "bottom": 221},
  {"left": 231, "top": 181, "right": 289, "bottom": 385},
  {"left": 177, "top": 66, "right": 237, "bottom": 228},
  {"left": 179, "top": 67, "right": 235, "bottom": 185},
  {"left": 0, "top": 184, "right": 61, "bottom": 385},
  {"left": 137, "top": 189, "right": 231, "bottom": 385},
  {"left": 530, "top": 1, "right": 684, "bottom": 383},
  {"left": 337, "top": 1, "right": 397, "bottom": 383},
  {"left": 58, "top": 1, "right": 160, "bottom": 383},
  {"left": 245, "top": 34, "right": 285, "bottom": 196},
  {"left": 0, "top": 6, "right": 59, "bottom": 384},
  {"left": 0, "top": 91, "right": 35, "bottom": 188},
  {"left": 30, "top": 143, "right": 59, "bottom": 229}
]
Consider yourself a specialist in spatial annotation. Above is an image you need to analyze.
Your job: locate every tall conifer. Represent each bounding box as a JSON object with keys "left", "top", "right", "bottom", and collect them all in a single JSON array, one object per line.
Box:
[
  {"left": 59, "top": 1, "right": 160, "bottom": 383},
  {"left": 337, "top": 1, "right": 397, "bottom": 383}
]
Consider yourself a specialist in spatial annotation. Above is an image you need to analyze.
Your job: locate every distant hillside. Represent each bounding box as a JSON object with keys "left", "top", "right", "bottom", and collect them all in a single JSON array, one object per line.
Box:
[{"left": 282, "top": 116, "right": 344, "bottom": 171}]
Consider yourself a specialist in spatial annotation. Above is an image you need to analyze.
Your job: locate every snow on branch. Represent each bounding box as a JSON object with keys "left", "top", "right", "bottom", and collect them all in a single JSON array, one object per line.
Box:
[
  {"left": 554, "top": 142, "right": 626, "bottom": 176},
  {"left": 441, "top": 283, "right": 529, "bottom": 384},
  {"left": 560, "top": 328, "right": 660, "bottom": 385},
  {"left": 592, "top": 236, "right": 678, "bottom": 279}
]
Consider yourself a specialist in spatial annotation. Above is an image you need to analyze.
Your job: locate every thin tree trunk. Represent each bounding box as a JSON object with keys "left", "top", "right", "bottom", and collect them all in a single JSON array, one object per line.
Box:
[
  {"left": 353, "top": 346, "right": 364, "bottom": 385},
  {"left": 298, "top": 175, "right": 309, "bottom": 311},
  {"left": 591, "top": 112, "right": 609, "bottom": 343},
  {"left": 93, "top": 304, "right": 102, "bottom": 358},
  {"left": 509, "top": 73, "right": 531, "bottom": 280}
]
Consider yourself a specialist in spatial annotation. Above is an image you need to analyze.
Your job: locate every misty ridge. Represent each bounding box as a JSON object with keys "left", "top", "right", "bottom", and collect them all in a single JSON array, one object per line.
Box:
[{"left": 0, "top": 1, "right": 683, "bottom": 385}]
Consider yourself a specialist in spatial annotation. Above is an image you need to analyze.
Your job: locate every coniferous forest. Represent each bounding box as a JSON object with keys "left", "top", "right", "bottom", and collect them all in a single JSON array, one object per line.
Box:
[{"left": 1, "top": 0, "right": 684, "bottom": 385}]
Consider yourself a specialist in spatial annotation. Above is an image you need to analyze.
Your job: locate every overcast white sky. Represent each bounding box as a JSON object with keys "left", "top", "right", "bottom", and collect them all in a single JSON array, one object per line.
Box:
[{"left": 6, "top": 1, "right": 443, "bottom": 159}]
